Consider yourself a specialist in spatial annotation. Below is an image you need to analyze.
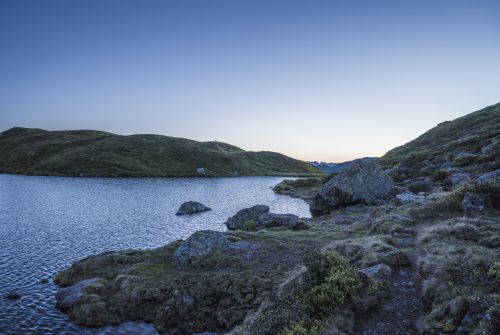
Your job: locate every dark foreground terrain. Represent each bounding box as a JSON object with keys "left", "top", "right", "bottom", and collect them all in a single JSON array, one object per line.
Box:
[
  {"left": 53, "top": 103, "right": 499, "bottom": 334},
  {"left": 0, "top": 127, "right": 319, "bottom": 177}
]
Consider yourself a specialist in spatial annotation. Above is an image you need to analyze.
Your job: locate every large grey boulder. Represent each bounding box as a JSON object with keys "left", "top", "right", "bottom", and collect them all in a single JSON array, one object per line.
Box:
[
  {"left": 173, "top": 230, "right": 258, "bottom": 266},
  {"left": 258, "top": 212, "right": 309, "bottom": 230},
  {"left": 310, "top": 160, "right": 393, "bottom": 216},
  {"left": 176, "top": 201, "right": 211, "bottom": 215},
  {"left": 225, "top": 205, "right": 270, "bottom": 230}
]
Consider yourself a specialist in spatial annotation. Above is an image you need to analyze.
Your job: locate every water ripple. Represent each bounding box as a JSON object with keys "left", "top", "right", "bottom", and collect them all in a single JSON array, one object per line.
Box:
[{"left": 0, "top": 174, "right": 309, "bottom": 334}]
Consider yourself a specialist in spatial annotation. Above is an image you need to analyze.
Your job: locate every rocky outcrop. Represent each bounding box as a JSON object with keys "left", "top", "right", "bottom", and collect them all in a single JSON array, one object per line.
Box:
[
  {"left": 173, "top": 230, "right": 258, "bottom": 265},
  {"left": 224, "top": 205, "right": 309, "bottom": 231},
  {"left": 310, "top": 160, "right": 393, "bottom": 216},
  {"left": 225, "top": 205, "right": 270, "bottom": 230},
  {"left": 176, "top": 201, "right": 211, "bottom": 215}
]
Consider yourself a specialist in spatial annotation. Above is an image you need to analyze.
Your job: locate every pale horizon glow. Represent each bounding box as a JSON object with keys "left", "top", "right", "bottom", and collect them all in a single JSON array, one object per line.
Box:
[{"left": 1, "top": 0, "right": 499, "bottom": 162}]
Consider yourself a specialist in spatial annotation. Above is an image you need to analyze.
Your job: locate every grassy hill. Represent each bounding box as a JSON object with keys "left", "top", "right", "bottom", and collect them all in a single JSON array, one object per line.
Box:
[
  {"left": 379, "top": 102, "right": 500, "bottom": 176},
  {"left": 0, "top": 127, "right": 320, "bottom": 177}
]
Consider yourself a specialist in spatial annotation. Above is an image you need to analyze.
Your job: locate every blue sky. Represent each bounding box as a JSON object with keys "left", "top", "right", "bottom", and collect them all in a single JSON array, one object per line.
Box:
[{"left": 1, "top": 0, "right": 499, "bottom": 162}]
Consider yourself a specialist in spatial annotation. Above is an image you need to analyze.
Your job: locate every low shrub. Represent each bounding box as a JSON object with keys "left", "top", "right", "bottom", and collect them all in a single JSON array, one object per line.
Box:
[{"left": 303, "top": 251, "right": 361, "bottom": 317}]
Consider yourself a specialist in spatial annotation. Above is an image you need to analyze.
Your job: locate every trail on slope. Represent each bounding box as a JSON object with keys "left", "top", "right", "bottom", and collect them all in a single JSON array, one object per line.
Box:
[{"left": 356, "top": 237, "right": 422, "bottom": 335}]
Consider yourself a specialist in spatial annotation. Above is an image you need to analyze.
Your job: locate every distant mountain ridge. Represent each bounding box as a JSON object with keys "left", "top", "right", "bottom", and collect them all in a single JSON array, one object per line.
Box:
[
  {"left": 310, "top": 158, "right": 377, "bottom": 174},
  {"left": 0, "top": 127, "right": 320, "bottom": 177}
]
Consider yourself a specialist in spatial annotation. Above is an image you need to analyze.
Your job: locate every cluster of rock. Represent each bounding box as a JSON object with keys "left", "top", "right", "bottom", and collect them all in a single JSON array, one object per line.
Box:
[{"left": 225, "top": 205, "right": 309, "bottom": 231}]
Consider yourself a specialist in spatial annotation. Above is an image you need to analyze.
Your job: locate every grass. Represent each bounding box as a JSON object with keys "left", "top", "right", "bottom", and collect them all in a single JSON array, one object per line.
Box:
[
  {"left": 241, "top": 220, "right": 258, "bottom": 231},
  {"left": 272, "top": 177, "right": 324, "bottom": 200},
  {"left": 379, "top": 102, "right": 500, "bottom": 173},
  {"left": 0, "top": 127, "right": 320, "bottom": 177}
]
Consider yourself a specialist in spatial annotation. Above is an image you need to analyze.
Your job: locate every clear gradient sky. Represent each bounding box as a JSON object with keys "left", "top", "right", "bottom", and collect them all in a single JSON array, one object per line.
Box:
[{"left": 1, "top": 0, "right": 499, "bottom": 162}]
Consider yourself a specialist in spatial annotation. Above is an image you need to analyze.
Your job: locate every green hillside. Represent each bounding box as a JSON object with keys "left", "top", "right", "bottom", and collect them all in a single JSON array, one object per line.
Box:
[
  {"left": 380, "top": 102, "right": 500, "bottom": 176},
  {"left": 0, "top": 127, "right": 320, "bottom": 177}
]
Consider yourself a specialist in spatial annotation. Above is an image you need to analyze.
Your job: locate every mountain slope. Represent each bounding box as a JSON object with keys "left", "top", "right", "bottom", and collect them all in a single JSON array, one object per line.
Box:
[
  {"left": 0, "top": 127, "right": 320, "bottom": 177},
  {"left": 379, "top": 102, "right": 500, "bottom": 177}
]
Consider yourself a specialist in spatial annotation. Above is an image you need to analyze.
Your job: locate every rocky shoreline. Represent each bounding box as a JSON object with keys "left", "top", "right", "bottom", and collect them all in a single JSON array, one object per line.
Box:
[
  {"left": 54, "top": 160, "right": 500, "bottom": 334},
  {"left": 54, "top": 104, "right": 500, "bottom": 334}
]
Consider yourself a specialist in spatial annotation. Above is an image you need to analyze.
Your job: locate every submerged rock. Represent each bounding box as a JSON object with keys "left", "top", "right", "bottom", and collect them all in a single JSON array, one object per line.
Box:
[
  {"left": 4, "top": 291, "right": 21, "bottom": 300},
  {"left": 310, "top": 160, "right": 393, "bottom": 216},
  {"left": 225, "top": 205, "right": 270, "bottom": 230},
  {"left": 176, "top": 201, "right": 212, "bottom": 215}
]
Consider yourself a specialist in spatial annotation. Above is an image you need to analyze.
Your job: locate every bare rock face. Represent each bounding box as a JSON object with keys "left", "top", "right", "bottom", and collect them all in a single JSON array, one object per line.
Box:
[
  {"left": 176, "top": 201, "right": 211, "bottom": 215},
  {"left": 225, "top": 205, "right": 270, "bottom": 230},
  {"left": 310, "top": 160, "right": 393, "bottom": 216},
  {"left": 173, "top": 230, "right": 258, "bottom": 265}
]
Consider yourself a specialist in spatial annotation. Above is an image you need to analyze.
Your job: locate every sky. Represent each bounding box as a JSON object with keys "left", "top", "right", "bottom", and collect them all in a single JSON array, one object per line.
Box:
[{"left": 1, "top": 0, "right": 499, "bottom": 162}]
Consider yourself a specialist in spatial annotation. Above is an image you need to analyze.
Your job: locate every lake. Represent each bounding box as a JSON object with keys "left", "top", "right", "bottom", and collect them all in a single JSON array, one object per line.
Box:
[{"left": 0, "top": 174, "right": 310, "bottom": 334}]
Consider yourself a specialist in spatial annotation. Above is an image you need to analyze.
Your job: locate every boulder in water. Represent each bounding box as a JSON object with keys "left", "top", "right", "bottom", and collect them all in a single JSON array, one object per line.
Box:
[
  {"left": 176, "top": 201, "right": 211, "bottom": 215},
  {"left": 225, "top": 205, "right": 270, "bottom": 230},
  {"left": 4, "top": 291, "right": 21, "bottom": 300}
]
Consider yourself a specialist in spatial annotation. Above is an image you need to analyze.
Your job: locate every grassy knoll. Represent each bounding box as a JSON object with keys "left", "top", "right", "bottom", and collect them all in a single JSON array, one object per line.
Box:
[{"left": 0, "top": 127, "right": 320, "bottom": 177}]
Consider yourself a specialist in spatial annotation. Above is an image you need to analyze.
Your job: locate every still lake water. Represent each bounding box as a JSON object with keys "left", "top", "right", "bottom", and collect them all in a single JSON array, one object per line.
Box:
[{"left": 0, "top": 174, "right": 310, "bottom": 335}]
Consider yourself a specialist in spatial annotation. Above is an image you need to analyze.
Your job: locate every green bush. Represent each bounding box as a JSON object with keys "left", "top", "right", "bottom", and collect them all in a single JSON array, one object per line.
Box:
[
  {"left": 303, "top": 251, "right": 361, "bottom": 317},
  {"left": 242, "top": 220, "right": 258, "bottom": 231}
]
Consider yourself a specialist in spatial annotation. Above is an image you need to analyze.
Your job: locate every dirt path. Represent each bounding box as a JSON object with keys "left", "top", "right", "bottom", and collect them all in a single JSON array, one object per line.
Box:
[{"left": 355, "top": 238, "right": 422, "bottom": 335}]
